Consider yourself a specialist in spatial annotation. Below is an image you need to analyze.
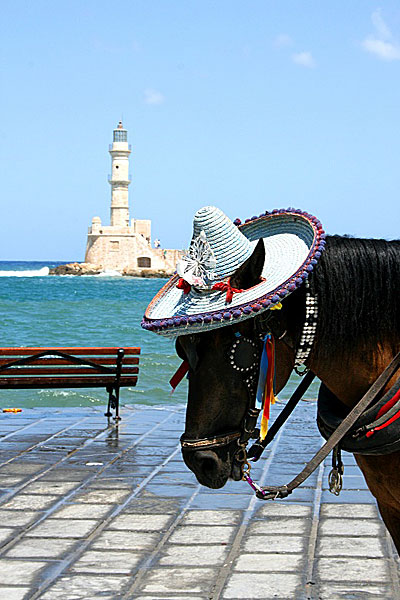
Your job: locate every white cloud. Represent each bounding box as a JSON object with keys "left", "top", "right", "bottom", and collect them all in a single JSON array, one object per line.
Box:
[
  {"left": 362, "top": 37, "right": 400, "bottom": 60},
  {"left": 144, "top": 89, "right": 165, "bottom": 105},
  {"left": 292, "top": 51, "right": 316, "bottom": 68},
  {"left": 371, "top": 9, "right": 392, "bottom": 41},
  {"left": 362, "top": 10, "right": 400, "bottom": 61},
  {"left": 274, "top": 33, "right": 293, "bottom": 48}
]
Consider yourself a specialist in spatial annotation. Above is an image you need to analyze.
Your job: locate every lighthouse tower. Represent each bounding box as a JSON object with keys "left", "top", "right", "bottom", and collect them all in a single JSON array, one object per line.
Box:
[
  {"left": 84, "top": 120, "right": 182, "bottom": 273},
  {"left": 109, "top": 121, "right": 131, "bottom": 227}
]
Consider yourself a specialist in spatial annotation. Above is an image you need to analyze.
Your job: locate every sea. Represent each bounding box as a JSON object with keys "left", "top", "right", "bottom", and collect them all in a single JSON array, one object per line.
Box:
[{"left": 0, "top": 261, "right": 320, "bottom": 411}]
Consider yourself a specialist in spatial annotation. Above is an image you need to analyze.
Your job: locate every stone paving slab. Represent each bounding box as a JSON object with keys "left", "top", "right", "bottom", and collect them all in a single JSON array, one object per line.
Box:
[{"left": 0, "top": 402, "right": 398, "bottom": 599}]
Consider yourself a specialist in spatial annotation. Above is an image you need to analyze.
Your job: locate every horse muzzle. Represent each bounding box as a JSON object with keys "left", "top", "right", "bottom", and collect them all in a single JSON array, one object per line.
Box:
[{"left": 180, "top": 431, "right": 246, "bottom": 488}]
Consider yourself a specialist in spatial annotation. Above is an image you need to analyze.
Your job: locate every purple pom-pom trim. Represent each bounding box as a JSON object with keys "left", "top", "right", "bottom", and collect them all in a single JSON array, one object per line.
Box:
[{"left": 260, "top": 301, "right": 271, "bottom": 309}]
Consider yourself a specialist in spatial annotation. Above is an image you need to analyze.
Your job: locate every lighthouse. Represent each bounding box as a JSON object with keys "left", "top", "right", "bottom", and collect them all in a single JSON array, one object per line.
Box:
[
  {"left": 84, "top": 121, "right": 182, "bottom": 274},
  {"left": 109, "top": 121, "right": 131, "bottom": 228}
]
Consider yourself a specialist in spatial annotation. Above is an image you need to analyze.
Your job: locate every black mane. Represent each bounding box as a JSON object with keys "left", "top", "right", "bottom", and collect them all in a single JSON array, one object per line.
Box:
[{"left": 310, "top": 235, "right": 400, "bottom": 361}]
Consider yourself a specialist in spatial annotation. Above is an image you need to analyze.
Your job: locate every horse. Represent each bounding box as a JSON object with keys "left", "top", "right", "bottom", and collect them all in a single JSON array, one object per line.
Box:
[{"left": 177, "top": 234, "right": 400, "bottom": 551}]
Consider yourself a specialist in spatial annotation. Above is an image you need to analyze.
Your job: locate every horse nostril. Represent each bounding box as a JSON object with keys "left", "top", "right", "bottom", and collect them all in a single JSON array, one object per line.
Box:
[
  {"left": 182, "top": 448, "right": 230, "bottom": 489},
  {"left": 194, "top": 450, "right": 220, "bottom": 476}
]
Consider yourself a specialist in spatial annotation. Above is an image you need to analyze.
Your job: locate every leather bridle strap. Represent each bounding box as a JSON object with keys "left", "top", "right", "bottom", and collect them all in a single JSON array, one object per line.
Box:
[
  {"left": 180, "top": 431, "right": 241, "bottom": 451},
  {"left": 247, "top": 370, "right": 316, "bottom": 461},
  {"left": 255, "top": 350, "right": 400, "bottom": 500}
]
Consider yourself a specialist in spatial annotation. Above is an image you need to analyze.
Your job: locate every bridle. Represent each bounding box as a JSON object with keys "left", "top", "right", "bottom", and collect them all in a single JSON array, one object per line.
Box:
[
  {"left": 179, "top": 282, "right": 319, "bottom": 471},
  {"left": 179, "top": 311, "right": 278, "bottom": 460}
]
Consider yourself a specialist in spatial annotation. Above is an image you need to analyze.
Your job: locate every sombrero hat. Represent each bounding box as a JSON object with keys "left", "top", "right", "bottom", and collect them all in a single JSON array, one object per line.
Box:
[{"left": 142, "top": 206, "right": 325, "bottom": 337}]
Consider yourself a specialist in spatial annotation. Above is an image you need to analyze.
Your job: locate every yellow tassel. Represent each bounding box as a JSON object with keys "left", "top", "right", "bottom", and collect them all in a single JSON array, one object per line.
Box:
[
  {"left": 260, "top": 414, "right": 269, "bottom": 440},
  {"left": 270, "top": 302, "right": 282, "bottom": 311}
]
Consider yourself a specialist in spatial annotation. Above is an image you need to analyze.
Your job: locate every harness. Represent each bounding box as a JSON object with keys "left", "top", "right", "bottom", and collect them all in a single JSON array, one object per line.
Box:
[
  {"left": 177, "top": 293, "right": 400, "bottom": 500},
  {"left": 317, "top": 378, "right": 400, "bottom": 455}
]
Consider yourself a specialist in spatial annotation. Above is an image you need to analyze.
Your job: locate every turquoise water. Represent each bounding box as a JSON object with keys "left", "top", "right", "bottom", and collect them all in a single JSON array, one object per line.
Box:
[{"left": 0, "top": 261, "right": 320, "bottom": 410}]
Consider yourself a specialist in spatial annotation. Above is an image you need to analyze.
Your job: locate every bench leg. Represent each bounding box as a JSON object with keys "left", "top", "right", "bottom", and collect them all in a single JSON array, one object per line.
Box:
[
  {"left": 105, "top": 384, "right": 114, "bottom": 418},
  {"left": 105, "top": 385, "right": 121, "bottom": 421},
  {"left": 114, "top": 386, "right": 121, "bottom": 421},
  {"left": 112, "top": 349, "right": 123, "bottom": 421}
]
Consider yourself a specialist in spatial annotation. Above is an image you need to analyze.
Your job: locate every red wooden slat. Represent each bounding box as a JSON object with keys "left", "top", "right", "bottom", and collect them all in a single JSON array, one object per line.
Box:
[
  {"left": 0, "top": 347, "right": 140, "bottom": 356},
  {"left": 0, "top": 367, "right": 139, "bottom": 376},
  {"left": 0, "top": 357, "right": 139, "bottom": 367},
  {"left": 0, "top": 376, "right": 138, "bottom": 389}
]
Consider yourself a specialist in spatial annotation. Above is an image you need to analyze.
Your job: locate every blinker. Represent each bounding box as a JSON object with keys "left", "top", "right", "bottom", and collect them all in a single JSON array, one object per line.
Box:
[{"left": 229, "top": 336, "right": 258, "bottom": 373}]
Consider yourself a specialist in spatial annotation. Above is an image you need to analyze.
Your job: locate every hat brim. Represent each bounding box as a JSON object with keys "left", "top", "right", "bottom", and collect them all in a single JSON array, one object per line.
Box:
[{"left": 142, "top": 209, "right": 325, "bottom": 336}]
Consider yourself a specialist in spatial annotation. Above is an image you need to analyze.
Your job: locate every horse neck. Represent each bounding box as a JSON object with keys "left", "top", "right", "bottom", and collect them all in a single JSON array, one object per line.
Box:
[
  {"left": 304, "top": 235, "right": 400, "bottom": 408},
  {"left": 309, "top": 354, "right": 380, "bottom": 409},
  {"left": 309, "top": 339, "right": 397, "bottom": 410}
]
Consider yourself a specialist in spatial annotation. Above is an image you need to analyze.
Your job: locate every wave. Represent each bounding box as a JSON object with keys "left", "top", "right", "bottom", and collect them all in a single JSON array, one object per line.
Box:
[
  {"left": 94, "top": 270, "right": 122, "bottom": 277},
  {"left": 0, "top": 266, "right": 49, "bottom": 277}
]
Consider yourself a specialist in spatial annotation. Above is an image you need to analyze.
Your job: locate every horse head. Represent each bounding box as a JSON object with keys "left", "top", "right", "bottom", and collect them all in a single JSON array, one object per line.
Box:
[{"left": 178, "top": 239, "right": 300, "bottom": 488}]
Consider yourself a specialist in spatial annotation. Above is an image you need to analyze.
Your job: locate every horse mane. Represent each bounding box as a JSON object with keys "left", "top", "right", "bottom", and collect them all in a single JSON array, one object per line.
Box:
[{"left": 309, "top": 235, "right": 400, "bottom": 362}]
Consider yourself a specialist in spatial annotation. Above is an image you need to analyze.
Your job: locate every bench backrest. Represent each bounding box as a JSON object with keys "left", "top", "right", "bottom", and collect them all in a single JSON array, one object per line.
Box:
[{"left": 0, "top": 347, "right": 140, "bottom": 389}]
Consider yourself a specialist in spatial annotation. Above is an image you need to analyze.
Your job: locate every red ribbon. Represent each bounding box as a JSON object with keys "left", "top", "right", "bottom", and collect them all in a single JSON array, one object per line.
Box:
[
  {"left": 169, "top": 360, "right": 189, "bottom": 392},
  {"left": 176, "top": 278, "right": 191, "bottom": 294},
  {"left": 212, "top": 281, "right": 244, "bottom": 303},
  {"left": 260, "top": 335, "right": 276, "bottom": 439}
]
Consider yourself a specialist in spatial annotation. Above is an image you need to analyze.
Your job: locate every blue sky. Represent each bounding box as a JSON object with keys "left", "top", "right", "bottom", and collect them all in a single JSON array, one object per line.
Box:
[{"left": 0, "top": 1, "right": 399, "bottom": 260}]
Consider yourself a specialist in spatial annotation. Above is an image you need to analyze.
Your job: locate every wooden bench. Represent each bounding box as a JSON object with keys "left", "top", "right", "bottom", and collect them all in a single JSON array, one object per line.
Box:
[{"left": 0, "top": 347, "right": 140, "bottom": 420}]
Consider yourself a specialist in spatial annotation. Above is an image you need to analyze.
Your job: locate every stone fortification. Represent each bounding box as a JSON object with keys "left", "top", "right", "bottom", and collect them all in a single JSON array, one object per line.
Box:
[{"left": 85, "top": 217, "right": 181, "bottom": 275}]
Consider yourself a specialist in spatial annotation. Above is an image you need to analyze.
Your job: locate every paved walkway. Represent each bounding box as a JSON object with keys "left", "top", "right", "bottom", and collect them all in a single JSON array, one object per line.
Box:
[{"left": 0, "top": 400, "right": 398, "bottom": 599}]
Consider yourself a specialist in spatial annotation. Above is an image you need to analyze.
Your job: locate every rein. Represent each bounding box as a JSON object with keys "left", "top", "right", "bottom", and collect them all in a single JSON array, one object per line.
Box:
[{"left": 246, "top": 351, "right": 400, "bottom": 500}]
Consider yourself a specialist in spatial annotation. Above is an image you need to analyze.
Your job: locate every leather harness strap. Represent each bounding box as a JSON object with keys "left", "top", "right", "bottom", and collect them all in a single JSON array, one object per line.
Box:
[
  {"left": 254, "top": 350, "right": 400, "bottom": 500},
  {"left": 247, "top": 370, "right": 316, "bottom": 461}
]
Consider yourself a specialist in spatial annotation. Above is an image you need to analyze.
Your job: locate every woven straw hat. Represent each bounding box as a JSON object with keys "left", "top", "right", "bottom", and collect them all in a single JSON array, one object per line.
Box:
[{"left": 142, "top": 206, "right": 325, "bottom": 336}]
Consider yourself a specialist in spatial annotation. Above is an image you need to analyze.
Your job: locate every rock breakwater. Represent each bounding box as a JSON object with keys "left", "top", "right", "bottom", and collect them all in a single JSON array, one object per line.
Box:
[{"left": 49, "top": 262, "right": 172, "bottom": 278}]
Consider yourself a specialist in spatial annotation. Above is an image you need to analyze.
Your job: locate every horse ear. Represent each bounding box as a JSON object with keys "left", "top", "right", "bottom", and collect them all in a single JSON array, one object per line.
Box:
[{"left": 230, "top": 238, "right": 265, "bottom": 290}]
